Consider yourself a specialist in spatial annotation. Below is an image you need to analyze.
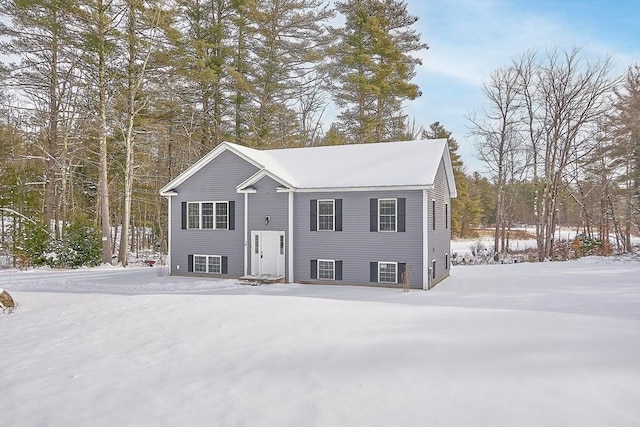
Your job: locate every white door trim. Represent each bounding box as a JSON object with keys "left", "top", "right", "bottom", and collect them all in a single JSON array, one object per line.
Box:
[{"left": 251, "top": 230, "right": 285, "bottom": 277}]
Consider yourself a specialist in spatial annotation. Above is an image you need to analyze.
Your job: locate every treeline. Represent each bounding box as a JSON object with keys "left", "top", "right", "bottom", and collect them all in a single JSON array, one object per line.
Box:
[
  {"left": 0, "top": 0, "right": 428, "bottom": 266},
  {"left": 469, "top": 50, "right": 639, "bottom": 259},
  {"left": 0, "top": 0, "right": 637, "bottom": 267}
]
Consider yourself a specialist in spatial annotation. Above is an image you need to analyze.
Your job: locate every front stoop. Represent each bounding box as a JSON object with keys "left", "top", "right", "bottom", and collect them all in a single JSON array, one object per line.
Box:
[{"left": 238, "top": 274, "right": 285, "bottom": 285}]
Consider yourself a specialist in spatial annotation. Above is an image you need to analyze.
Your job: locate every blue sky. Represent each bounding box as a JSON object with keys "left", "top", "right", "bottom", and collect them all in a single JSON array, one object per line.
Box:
[{"left": 403, "top": 0, "right": 640, "bottom": 174}]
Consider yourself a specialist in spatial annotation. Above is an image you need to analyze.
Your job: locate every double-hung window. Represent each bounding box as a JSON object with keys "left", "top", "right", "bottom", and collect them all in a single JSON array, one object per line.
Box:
[
  {"left": 378, "top": 262, "right": 397, "bottom": 284},
  {"left": 187, "top": 201, "right": 229, "bottom": 229},
  {"left": 318, "top": 259, "right": 335, "bottom": 280},
  {"left": 311, "top": 199, "right": 342, "bottom": 231},
  {"left": 371, "top": 198, "right": 404, "bottom": 232},
  {"left": 370, "top": 261, "right": 406, "bottom": 284},
  {"left": 378, "top": 199, "right": 397, "bottom": 232},
  {"left": 317, "top": 200, "right": 335, "bottom": 231},
  {"left": 310, "top": 259, "right": 343, "bottom": 281},
  {"left": 193, "top": 255, "right": 222, "bottom": 273},
  {"left": 215, "top": 202, "right": 228, "bottom": 229}
]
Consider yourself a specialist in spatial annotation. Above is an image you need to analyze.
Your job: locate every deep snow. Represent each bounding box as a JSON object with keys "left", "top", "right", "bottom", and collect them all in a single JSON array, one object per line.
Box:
[{"left": 1, "top": 256, "right": 639, "bottom": 427}]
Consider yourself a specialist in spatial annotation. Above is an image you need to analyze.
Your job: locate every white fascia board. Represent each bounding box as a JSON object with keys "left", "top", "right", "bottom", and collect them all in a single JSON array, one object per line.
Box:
[
  {"left": 160, "top": 191, "right": 178, "bottom": 197},
  {"left": 236, "top": 169, "right": 294, "bottom": 193},
  {"left": 292, "top": 184, "right": 432, "bottom": 193},
  {"left": 276, "top": 187, "right": 295, "bottom": 193},
  {"left": 159, "top": 142, "right": 265, "bottom": 195},
  {"left": 442, "top": 144, "right": 458, "bottom": 199}
]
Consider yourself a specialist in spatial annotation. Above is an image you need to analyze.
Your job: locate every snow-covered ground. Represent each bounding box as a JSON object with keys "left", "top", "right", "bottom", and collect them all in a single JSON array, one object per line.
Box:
[{"left": 1, "top": 257, "right": 639, "bottom": 427}]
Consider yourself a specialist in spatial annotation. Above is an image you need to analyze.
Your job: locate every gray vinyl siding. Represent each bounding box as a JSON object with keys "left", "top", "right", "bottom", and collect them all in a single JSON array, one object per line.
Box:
[
  {"left": 246, "top": 176, "right": 289, "bottom": 278},
  {"left": 427, "top": 159, "right": 453, "bottom": 286},
  {"left": 169, "top": 149, "right": 258, "bottom": 276},
  {"left": 294, "top": 190, "right": 423, "bottom": 289}
]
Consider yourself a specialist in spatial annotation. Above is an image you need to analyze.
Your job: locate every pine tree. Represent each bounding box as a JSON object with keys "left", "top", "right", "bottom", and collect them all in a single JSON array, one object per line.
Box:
[
  {"left": 329, "top": 0, "right": 427, "bottom": 144},
  {"left": 603, "top": 65, "right": 640, "bottom": 252},
  {"left": 423, "top": 122, "right": 481, "bottom": 237},
  {"left": 246, "top": 0, "right": 332, "bottom": 147}
]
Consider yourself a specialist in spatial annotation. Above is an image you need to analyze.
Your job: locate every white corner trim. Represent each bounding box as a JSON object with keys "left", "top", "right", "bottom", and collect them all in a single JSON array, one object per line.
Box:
[
  {"left": 244, "top": 192, "right": 249, "bottom": 276},
  {"left": 166, "top": 196, "right": 172, "bottom": 272},
  {"left": 288, "top": 191, "right": 294, "bottom": 282},
  {"left": 423, "top": 189, "right": 429, "bottom": 290}
]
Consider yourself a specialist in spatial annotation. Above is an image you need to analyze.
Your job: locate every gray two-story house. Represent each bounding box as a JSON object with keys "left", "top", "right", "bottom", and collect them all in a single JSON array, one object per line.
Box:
[{"left": 159, "top": 139, "right": 456, "bottom": 290}]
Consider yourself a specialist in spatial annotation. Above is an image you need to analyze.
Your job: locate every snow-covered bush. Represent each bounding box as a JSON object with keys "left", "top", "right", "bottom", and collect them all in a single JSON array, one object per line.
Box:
[
  {"left": 19, "top": 219, "right": 101, "bottom": 268},
  {"left": 62, "top": 219, "right": 101, "bottom": 267}
]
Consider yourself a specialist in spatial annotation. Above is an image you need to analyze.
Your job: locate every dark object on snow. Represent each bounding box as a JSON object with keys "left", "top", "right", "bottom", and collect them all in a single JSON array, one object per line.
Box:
[{"left": 0, "top": 289, "right": 15, "bottom": 309}]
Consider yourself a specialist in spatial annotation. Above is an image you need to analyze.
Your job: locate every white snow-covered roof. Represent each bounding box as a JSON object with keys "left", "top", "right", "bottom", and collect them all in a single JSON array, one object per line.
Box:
[{"left": 160, "top": 139, "right": 456, "bottom": 196}]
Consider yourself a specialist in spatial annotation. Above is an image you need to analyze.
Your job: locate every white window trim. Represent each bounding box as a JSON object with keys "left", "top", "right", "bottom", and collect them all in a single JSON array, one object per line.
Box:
[
  {"left": 317, "top": 259, "right": 335, "bottom": 281},
  {"left": 378, "top": 198, "right": 397, "bottom": 232},
  {"left": 317, "top": 199, "right": 335, "bottom": 232},
  {"left": 378, "top": 261, "right": 398, "bottom": 284},
  {"left": 187, "top": 201, "right": 229, "bottom": 230},
  {"left": 193, "top": 254, "right": 222, "bottom": 274}
]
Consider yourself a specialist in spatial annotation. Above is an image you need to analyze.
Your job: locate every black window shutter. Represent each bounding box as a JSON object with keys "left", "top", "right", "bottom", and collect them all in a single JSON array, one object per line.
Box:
[
  {"left": 335, "top": 261, "right": 343, "bottom": 281},
  {"left": 432, "top": 200, "right": 436, "bottom": 230},
  {"left": 181, "top": 202, "right": 187, "bottom": 229},
  {"left": 370, "top": 261, "right": 378, "bottom": 282},
  {"left": 370, "top": 199, "right": 378, "bottom": 232},
  {"left": 187, "top": 254, "right": 193, "bottom": 272},
  {"left": 310, "top": 199, "right": 317, "bottom": 231},
  {"left": 222, "top": 256, "right": 228, "bottom": 274},
  {"left": 445, "top": 203, "right": 448, "bottom": 229},
  {"left": 335, "top": 199, "right": 342, "bottom": 231},
  {"left": 228, "top": 201, "right": 235, "bottom": 230},
  {"left": 398, "top": 198, "right": 406, "bottom": 232},
  {"left": 398, "top": 263, "right": 406, "bottom": 284},
  {"left": 310, "top": 259, "right": 317, "bottom": 279}
]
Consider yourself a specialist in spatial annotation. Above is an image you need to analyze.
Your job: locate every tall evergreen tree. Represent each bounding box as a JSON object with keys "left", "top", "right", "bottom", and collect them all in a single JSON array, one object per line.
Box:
[
  {"left": 423, "top": 122, "right": 481, "bottom": 237},
  {"left": 603, "top": 65, "right": 640, "bottom": 252},
  {"left": 246, "top": 0, "right": 332, "bottom": 147},
  {"left": 329, "top": 0, "right": 427, "bottom": 144}
]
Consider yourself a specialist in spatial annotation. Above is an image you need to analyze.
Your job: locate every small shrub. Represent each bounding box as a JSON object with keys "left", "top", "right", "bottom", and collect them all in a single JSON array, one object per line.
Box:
[
  {"left": 17, "top": 218, "right": 101, "bottom": 268},
  {"left": 63, "top": 219, "right": 101, "bottom": 267}
]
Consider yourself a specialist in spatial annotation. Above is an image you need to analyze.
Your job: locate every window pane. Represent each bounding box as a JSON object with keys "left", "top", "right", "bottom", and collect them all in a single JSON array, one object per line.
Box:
[
  {"left": 188, "top": 203, "right": 200, "bottom": 229},
  {"left": 318, "top": 260, "right": 334, "bottom": 280},
  {"left": 318, "top": 200, "right": 333, "bottom": 215},
  {"left": 318, "top": 200, "right": 334, "bottom": 231},
  {"left": 379, "top": 262, "right": 396, "bottom": 283},
  {"left": 208, "top": 256, "right": 221, "bottom": 273},
  {"left": 379, "top": 199, "right": 396, "bottom": 232},
  {"left": 318, "top": 215, "right": 334, "bottom": 231},
  {"left": 201, "top": 203, "right": 214, "bottom": 229},
  {"left": 194, "top": 255, "right": 207, "bottom": 272},
  {"left": 216, "top": 202, "right": 228, "bottom": 229}
]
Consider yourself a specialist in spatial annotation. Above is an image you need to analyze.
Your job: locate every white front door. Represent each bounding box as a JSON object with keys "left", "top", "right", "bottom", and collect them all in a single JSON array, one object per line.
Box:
[{"left": 251, "top": 231, "right": 285, "bottom": 277}]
